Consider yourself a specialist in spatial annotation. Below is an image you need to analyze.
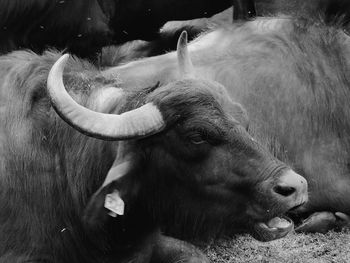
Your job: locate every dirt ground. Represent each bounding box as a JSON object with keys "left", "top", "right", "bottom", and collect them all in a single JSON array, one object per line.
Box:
[{"left": 205, "top": 229, "right": 350, "bottom": 263}]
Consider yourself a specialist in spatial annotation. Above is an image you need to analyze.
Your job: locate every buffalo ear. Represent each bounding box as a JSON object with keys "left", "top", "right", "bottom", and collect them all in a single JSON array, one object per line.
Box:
[
  {"left": 177, "top": 31, "right": 194, "bottom": 78},
  {"left": 83, "top": 176, "right": 136, "bottom": 231},
  {"left": 83, "top": 181, "right": 120, "bottom": 231},
  {"left": 83, "top": 143, "right": 135, "bottom": 230}
]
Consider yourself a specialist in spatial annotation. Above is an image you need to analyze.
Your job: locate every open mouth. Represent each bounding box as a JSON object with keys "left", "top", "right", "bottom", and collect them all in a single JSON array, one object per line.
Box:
[
  {"left": 258, "top": 216, "right": 293, "bottom": 230},
  {"left": 249, "top": 199, "right": 308, "bottom": 242},
  {"left": 253, "top": 216, "right": 294, "bottom": 241}
]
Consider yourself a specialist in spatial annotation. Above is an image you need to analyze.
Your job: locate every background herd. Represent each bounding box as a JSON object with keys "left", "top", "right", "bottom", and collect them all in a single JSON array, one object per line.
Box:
[{"left": 1, "top": 1, "right": 350, "bottom": 263}]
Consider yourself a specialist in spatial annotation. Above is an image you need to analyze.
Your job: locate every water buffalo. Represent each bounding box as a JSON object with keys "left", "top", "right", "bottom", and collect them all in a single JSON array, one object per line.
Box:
[
  {"left": 0, "top": 31, "right": 307, "bottom": 262},
  {"left": 101, "top": 0, "right": 350, "bottom": 65},
  {"left": 100, "top": 3, "right": 257, "bottom": 67},
  {"left": 104, "top": 16, "right": 350, "bottom": 233},
  {"left": 0, "top": 0, "right": 232, "bottom": 57}
]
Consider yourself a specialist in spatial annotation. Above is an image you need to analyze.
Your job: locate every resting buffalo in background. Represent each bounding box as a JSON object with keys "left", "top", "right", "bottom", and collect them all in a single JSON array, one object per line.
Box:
[
  {"left": 104, "top": 16, "right": 350, "bottom": 233},
  {"left": 101, "top": 0, "right": 350, "bottom": 65},
  {"left": 0, "top": 31, "right": 307, "bottom": 262},
  {"left": 101, "top": 1, "right": 258, "bottom": 66},
  {"left": 0, "top": 0, "right": 232, "bottom": 57}
]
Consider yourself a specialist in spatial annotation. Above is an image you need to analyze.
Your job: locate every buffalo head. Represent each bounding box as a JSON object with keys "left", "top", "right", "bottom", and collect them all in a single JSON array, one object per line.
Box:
[{"left": 47, "top": 32, "right": 307, "bottom": 241}]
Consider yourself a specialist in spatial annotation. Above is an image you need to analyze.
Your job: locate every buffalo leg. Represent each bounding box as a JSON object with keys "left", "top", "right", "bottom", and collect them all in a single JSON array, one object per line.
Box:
[
  {"left": 295, "top": 211, "right": 350, "bottom": 233},
  {"left": 151, "top": 235, "right": 209, "bottom": 263}
]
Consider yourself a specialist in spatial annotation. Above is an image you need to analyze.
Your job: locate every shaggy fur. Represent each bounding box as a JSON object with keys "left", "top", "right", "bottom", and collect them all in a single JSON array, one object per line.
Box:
[{"left": 0, "top": 51, "right": 119, "bottom": 262}]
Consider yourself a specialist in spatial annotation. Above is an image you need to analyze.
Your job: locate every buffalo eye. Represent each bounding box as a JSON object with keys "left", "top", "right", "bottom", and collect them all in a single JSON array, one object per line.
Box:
[{"left": 188, "top": 133, "right": 207, "bottom": 145}]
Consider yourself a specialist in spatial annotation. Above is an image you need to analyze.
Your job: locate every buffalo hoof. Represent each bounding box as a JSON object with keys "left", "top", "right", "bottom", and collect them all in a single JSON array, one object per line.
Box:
[
  {"left": 295, "top": 211, "right": 350, "bottom": 233},
  {"left": 335, "top": 212, "right": 350, "bottom": 227},
  {"left": 253, "top": 216, "right": 294, "bottom": 241},
  {"left": 335, "top": 212, "right": 350, "bottom": 229}
]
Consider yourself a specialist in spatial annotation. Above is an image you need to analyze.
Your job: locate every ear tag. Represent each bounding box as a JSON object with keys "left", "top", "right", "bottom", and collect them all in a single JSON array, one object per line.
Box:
[{"left": 104, "top": 191, "right": 125, "bottom": 217}]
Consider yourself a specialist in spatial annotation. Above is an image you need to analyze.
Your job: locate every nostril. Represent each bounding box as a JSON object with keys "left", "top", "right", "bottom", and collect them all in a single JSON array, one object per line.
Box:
[{"left": 273, "top": 185, "right": 296, "bottom": 197}]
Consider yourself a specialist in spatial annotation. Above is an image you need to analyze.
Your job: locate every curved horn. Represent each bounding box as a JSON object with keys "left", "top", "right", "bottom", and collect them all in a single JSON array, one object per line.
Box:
[
  {"left": 47, "top": 54, "right": 165, "bottom": 140},
  {"left": 177, "top": 31, "right": 194, "bottom": 77}
]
